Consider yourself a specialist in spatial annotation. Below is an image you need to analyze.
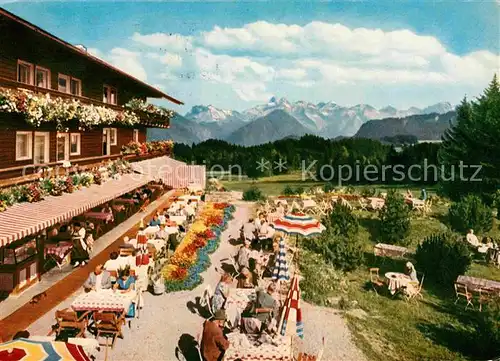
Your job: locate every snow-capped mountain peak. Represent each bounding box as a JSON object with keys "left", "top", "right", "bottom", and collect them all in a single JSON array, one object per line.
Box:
[{"left": 185, "top": 104, "right": 241, "bottom": 123}]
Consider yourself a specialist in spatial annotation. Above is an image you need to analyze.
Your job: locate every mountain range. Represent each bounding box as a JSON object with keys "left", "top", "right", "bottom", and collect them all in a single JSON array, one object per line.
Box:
[{"left": 147, "top": 97, "right": 455, "bottom": 146}]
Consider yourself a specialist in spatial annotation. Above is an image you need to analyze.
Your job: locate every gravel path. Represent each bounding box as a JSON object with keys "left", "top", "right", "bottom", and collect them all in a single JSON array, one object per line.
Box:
[{"left": 28, "top": 202, "right": 366, "bottom": 361}]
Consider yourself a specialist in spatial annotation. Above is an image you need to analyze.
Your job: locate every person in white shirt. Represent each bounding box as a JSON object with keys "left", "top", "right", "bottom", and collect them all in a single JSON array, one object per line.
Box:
[
  {"left": 254, "top": 214, "right": 262, "bottom": 231},
  {"left": 71, "top": 222, "right": 88, "bottom": 267},
  {"left": 242, "top": 219, "right": 256, "bottom": 242},
  {"left": 103, "top": 252, "right": 121, "bottom": 284},
  {"left": 466, "top": 229, "right": 480, "bottom": 247}
]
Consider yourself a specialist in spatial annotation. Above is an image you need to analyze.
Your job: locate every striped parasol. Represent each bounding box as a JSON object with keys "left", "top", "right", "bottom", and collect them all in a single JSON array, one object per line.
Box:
[
  {"left": 273, "top": 213, "right": 325, "bottom": 237},
  {"left": 272, "top": 237, "right": 290, "bottom": 281},
  {"left": 279, "top": 275, "right": 303, "bottom": 339},
  {"left": 0, "top": 338, "right": 91, "bottom": 361}
]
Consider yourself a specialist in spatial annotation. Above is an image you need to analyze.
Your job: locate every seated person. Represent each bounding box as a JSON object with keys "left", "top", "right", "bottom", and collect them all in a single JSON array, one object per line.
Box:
[
  {"left": 242, "top": 219, "right": 257, "bottom": 242},
  {"left": 201, "top": 310, "right": 229, "bottom": 361},
  {"left": 164, "top": 214, "right": 177, "bottom": 227},
  {"left": 212, "top": 273, "right": 233, "bottom": 312},
  {"left": 243, "top": 282, "right": 280, "bottom": 334},
  {"left": 114, "top": 267, "right": 136, "bottom": 317},
  {"left": 83, "top": 264, "right": 112, "bottom": 292},
  {"left": 254, "top": 214, "right": 263, "bottom": 231},
  {"left": 237, "top": 267, "right": 254, "bottom": 289},
  {"left": 236, "top": 239, "right": 251, "bottom": 270},
  {"left": 149, "top": 215, "right": 161, "bottom": 227},
  {"left": 156, "top": 223, "right": 170, "bottom": 240},
  {"left": 158, "top": 210, "right": 166, "bottom": 224},
  {"left": 184, "top": 200, "right": 196, "bottom": 222},
  {"left": 466, "top": 229, "right": 480, "bottom": 247},
  {"left": 405, "top": 262, "right": 418, "bottom": 282},
  {"left": 168, "top": 232, "right": 180, "bottom": 251},
  {"left": 142, "top": 187, "right": 153, "bottom": 198},
  {"left": 103, "top": 252, "right": 121, "bottom": 283}
]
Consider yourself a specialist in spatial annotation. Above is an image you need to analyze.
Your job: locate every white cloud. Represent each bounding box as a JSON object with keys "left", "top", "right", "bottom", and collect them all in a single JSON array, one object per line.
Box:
[
  {"left": 93, "top": 21, "right": 499, "bottom": 107},
  {"left": 108, "top": 48, "right": 148, "bottom": 81}
]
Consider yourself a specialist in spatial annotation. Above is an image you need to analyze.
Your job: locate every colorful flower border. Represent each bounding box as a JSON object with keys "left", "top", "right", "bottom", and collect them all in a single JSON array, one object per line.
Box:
[
  {"left": 121, "top": 140, "right": 173, "bottom": 156},
  {"left": 162, "top": 202, "right": 235, "bottom": 292}
]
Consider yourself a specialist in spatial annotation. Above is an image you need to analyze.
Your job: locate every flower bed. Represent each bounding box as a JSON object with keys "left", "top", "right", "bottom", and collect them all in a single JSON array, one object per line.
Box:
[
  {"left": 0, "top": 87, "right": 173, "bottom": 129},
  {"left": 162, "top": 202, "right": 235, "bottom": 292},
  {"left": 0, "top": 159, "right": 131, "bottom": 211},
  {"left": 121, "top": 140, "right": 173, "bottom": 156}
]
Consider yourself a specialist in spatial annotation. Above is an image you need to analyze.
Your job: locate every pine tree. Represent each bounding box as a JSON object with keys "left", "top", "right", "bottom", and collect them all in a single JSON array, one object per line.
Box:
[
  {"left": 378, "top": 189, "right": 411, "bottom": 245},
  {"left": 439, "top": 74, "right": 500, "bottom": 201}
]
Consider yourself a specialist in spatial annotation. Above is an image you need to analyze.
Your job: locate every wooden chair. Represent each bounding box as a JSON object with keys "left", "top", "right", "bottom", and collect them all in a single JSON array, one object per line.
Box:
[
  {"left": 94, "top": 311, "right": 124, "bottom": 349},
  {"left": 478, "top": 288, "right": 492, "bottom": 312},
  {"left": 369, "top": 268, "right": 385, "bottom": 295},
  {"left": 454, "top": 283, "right": 474, "bottom": 309},
  {"left": 139, "top": 199, "right": 150, "bottom": 212},
  {"left": 51, "top": 309, "right": 90, "bottom": 338},
  {"left": 404, "top": 275, "right": 425, "bottom": 302},
  {"left": 358, "top": 199, "right": 368, "bottom": 211}
]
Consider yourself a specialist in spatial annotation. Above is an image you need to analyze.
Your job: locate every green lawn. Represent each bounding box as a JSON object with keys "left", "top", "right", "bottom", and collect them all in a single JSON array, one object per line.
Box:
[{"left": 225, "top": 175, "right": 500, "bottom": 361}]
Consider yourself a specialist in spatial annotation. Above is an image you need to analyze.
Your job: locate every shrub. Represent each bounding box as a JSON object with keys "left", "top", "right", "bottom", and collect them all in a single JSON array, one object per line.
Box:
[
  {"left": 305, "top": 228, "right": 364, "bottom": 272},
  {"left": 326, "top": 201, "right": 359, "bottom": 238},
  {"left": 415, "top": 232, "right": 472, "bottom": 286},
  {"left": 323, "top": 183, "right": 335, "bottom": 193},
  {"left": 360, "top": 187, "right": 377, "bottom": 197},
  {"left": 242, "top": 186, "right": 265, "bottom": 201},
  {"left": 299, "top": 250, "right": 346, "bottom": 306},
  {"left": 295, "top": 186, "right": 304, "bottom": 195},
  {"left": 378, "top": 190, "right": 411, "bottom": 245},
  {"left": 283, "top": 185, "right": 295, "bottom": 196},
  {"left": 476, "top": 296, "right": 500, "bottom": 358},
  {"left": 448, "top": 194, "right": 493, "bottom": 233}
]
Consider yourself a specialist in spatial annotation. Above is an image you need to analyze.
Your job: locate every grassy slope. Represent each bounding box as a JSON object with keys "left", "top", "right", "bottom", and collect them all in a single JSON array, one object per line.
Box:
[{"left": 225, "top": 174, "right": 500, "bottom": 361}]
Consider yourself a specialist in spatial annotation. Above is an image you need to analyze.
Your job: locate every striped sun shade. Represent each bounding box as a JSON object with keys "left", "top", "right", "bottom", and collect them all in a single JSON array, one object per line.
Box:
[
  {"left": 131, "top": 156, "right": 206, "bottom": 189},
  {"left": 0, "top": 173, "right": 152, "bottom": 247},
  {"left": 279, "top": 275, "right": 303, "bottom": 339},
  {"left": 273, "top": 213, "right": 325, "bottom": 237}
]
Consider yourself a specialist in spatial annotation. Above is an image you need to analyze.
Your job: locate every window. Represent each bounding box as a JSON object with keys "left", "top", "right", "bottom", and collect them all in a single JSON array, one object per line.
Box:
[
  {"left": 56, "top": 133, "right": 69, "bottom": 161},
  {"left": 103, "top": 85, "right": 117, "bottom": 105},
  {"left": 17, "top": 60, "right": 33, "bottom": 85},
  {"left": 35, "top": 66, "right": 50, "bottom": 89},
  {"left": 58, "top": 74, "right": 70, "bottom": 93},
  {"left": 33, "top": 132, "right": 50, "bottom": 164},
  {"left": 109, "top": 128, "right": 117, "bottom": 146},
  {"left": 15, "top": 131, "right": 32, "bottom": 161},
  {"left": 133, "top": 129, "right": 139, "bottom": 142},
  {"left": 70, "top": 78, "right": 81, "bottom": 96},
  {"left": 70, "top": 133, "right": 81, "bottom": 155}
]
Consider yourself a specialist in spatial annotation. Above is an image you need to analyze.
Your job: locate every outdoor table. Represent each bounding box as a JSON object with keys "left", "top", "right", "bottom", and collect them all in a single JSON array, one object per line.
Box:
[
  {"left": 112, "top": 204, "right": 125, "bottom": 212},
  {"left": 144, "top": 225, "right": 160, "bottom": 237},
  {"left": 147, "top": 239, "right": 165, "bottom": 252},
  {"left": 71, "top": 289, "right": 137, "bottom": 313},
  {"left": 115, "top": 198, "right": 136, "bottom": 205},
  {"left": 367, "top": 197, "right": 385, "bottom": 210},
  {"left": 44, "top": 242, "right": 73, "bottom": 269},
  {"left": 374, "top": 243, "right": 408, "bottom": 258},
  {"left": 456, "top": 275, "right": 500, "bottom": 293},
  {"left": 302, "top": 199, "right": 317, "bottom": 209},
  {"left": 223, "top": 333, "right": 293, "bottom": 361},
  {"left": 170, "top": 215, "right": 187, "bottom": 225},
  {"left": 84, "top": 211, "right": 113, "bottom": 223},
  {"left": 385, "top": 272, "right": 411, "bottom": 295},
  {"left": 178, "top": 195, "right": 201, "bottom": 202},
  {"left": 225, "top": 288, "right": 257, "bottom": 327}
]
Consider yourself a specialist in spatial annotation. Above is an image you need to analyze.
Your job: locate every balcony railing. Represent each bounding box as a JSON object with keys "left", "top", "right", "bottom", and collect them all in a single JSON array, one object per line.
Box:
[
  {"left": 0, "top": 77, "right": 173, "bottom": 129},
  {"left": 0, "top": 77, "right": 124, "bottom": 111}
]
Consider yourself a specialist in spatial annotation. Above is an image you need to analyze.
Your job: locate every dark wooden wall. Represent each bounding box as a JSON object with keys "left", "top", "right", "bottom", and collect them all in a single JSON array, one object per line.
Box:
[{"left": 0, "top": 14, "right": 151, "bottom": 106}]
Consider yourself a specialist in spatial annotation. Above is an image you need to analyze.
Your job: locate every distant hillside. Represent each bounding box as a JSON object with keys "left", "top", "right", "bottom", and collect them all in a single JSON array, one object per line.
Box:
[
  {"left": 225, "top": 109, "right": 311, "bottom": 146},
  {"left": 147, "top": 114, "right": 209, "bottom": 144},
  {"left": 354, "top": 111, "right": 456, "bottom": 140}
]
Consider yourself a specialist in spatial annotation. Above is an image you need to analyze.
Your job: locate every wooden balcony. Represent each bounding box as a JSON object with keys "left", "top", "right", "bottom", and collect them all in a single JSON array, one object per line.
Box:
[
  {"left": 0, "top": 77, "right": 171, "bottom": 128},
  {"left": 0, "top": 77, "right": 124, "bottom": 111}
]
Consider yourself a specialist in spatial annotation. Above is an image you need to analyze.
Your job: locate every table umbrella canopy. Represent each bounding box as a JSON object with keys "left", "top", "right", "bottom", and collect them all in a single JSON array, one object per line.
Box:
[
  {"left": 273, "top": 213, "right": 325, "bottom": 237},
  {"left": 272, "top": 237, "right": 290, "bottom": 281},
  {"left": 0, "top": 338, "right": 91, "bottom": 361}
]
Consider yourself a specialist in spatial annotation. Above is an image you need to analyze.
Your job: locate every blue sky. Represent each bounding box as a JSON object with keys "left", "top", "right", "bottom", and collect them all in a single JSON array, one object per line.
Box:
[{"left": 2, "top": 1, "right": 499, "bottom": 114}]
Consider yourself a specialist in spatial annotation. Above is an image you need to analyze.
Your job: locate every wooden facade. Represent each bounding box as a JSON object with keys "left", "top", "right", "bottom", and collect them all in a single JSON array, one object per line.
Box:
[{"left": 0, "top": 8, "right": 181, "bottom": 180}]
